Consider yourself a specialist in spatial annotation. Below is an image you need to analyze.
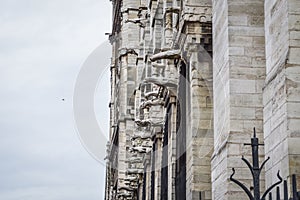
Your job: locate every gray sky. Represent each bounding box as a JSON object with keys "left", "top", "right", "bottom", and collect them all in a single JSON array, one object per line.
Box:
[{"left": 0, "top": 0, "right": 111, "bottom": 199}]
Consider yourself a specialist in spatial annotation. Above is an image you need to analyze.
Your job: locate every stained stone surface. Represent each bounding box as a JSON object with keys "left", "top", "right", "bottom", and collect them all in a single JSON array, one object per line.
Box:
[{"left": 105, "top": 0, "right": 300, "bottom": 200}]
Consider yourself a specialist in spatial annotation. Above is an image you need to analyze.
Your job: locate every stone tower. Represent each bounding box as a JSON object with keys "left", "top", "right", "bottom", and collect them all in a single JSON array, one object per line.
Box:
[{"left": 105, "top": 0, "right": 300, "bottom": 199}]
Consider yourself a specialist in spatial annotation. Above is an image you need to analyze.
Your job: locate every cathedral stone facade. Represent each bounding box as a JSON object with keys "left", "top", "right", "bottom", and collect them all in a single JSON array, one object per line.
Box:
[{"left": 104, "top": 0, "right": 300, "bottom": 199}]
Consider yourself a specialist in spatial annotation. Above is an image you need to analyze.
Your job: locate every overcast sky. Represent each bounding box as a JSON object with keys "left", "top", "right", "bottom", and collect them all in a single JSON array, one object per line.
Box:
[{"left": 0, "top": 0, "right": 111, "bottom": 199}]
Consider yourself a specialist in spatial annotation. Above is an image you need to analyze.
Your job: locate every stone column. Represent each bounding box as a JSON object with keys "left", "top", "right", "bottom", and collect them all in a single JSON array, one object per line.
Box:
[
  {"left": 186, "top": 50, "right": 214, "bottom": 200},
  {"left": 167, "top": 96, "right": 177, "bottom": 200},
  {"left": 117, "top": 121, "right": 127, "bottom": 196},
  {"left": 143, "top": 154, "right": 151, "bottom": 200},
  {"left": 212, "top": 0, "right": 266, "bottom": 199},
  {"left": 264, "top": 0, "right": 300, "bottom": 195},
  {"left": 154, "top": 132, "right": 162, "bottom": 200},
  {"left": 154, "top": 4, "right": 163, "bottom": 53}
]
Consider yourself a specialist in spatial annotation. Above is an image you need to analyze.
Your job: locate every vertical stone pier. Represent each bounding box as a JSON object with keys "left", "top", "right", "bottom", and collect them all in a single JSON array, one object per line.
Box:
[
  {"left": 105, "top": 1, "right": 300, "bottom": 199},
  {"left": 264, "top": 0, "right": 300, "bottom": 195},
  {"left": 211, "top": 0, "right": 266, "bottom": 199}
]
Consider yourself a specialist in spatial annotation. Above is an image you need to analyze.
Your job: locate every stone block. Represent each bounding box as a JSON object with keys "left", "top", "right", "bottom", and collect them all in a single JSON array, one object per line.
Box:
[
  {"left": 229, "top": 47, "right": 245, "bottom": 56},
  {"left": 248, "top": 16, "right": 264, "bottom": 26},
  {"left": 230, "top": 66, "right": 265, "bottom": 79},
  {"left": 230, "top": 120, "right": 245, "bottom": 132},
  {"left": 229, "top": 35, "right": 253, "bottom": 47},
  {"left": 288, "top": 138, "right": 300, "bottom": 155},
  {"left": 256, "top": 80, "right": 265, "bottom": 93},
  {"left": 286, "top": 79, "right": 300, "bottom": 102},
  {"left": 288, "top": 47, "right": 300, "bottom": 64},
  {"left": 228, "top": 26, "right": 265, "bottom": 37},
  {"left": 245, "top": 46, "right": 265, "bottom": 57},
  {"left": 287, "top": 118, "right": 300, "bottom": 137},
  {"left": 230, "top": 79, "right": 256, "bottom": 94},
  {"left": 290, "top": 30, "right": 300, "bottom": 40},
  {"left": 290, "top": 38, "right": 300, "bottom": 47},
  {"left": 228, "top": 15, "right": 248, "bottom": 26},
  {"left": 230, "top": 93, "right": 263, "bottom": 107},
  {"left": 288, "top": 0, "right": 300, "bottom": 14},
  {"left": 230, "top": 56, "right": 252, "bottom": 66},
  {"left": 289, "top": 14, "right": 300, "bottom": 30},
  {"left": 289, "top": 155, "right": 300, "bottom": 174},
  {"left": 252, "top": 57, "right": 266, "bottom": 68},
  {"left": 230, "top": 107, "right": 255, "bottom": 120},
  {"left": 228, "top": 3, "right": 264, "bottom": 16},
  {"left": 287, "top": 102, "right": 300, "bottom": 118}
]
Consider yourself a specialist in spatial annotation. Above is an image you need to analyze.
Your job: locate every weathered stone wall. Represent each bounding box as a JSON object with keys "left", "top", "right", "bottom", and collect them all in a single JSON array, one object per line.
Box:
[
  {"left": 212, "top": 0, "right": 266, "bottom": 199},
  {"left": 264, "top": 0, "right": 300, "bottom": 195},
  {"left": 106, "top": 0, "right": 300, "bottom": 199},
  {"left": 174, "top": 1, "right": 214, "bottom": 199}
]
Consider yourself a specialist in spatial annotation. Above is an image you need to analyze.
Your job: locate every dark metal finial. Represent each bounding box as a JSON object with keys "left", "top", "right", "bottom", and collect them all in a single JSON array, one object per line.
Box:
[{"left": 230, "top": 128, "right": 283, "bottom": 200}]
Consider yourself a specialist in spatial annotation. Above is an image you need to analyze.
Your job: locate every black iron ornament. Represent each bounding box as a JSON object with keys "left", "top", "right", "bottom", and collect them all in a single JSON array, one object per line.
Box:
[{"left": 230, "top": 128, "right": 283, "bottom": 200}]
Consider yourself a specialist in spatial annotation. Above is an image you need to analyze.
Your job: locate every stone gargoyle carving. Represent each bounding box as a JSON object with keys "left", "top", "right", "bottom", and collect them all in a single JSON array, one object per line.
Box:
[
  {"left": 140, "top": 99, "right": 164, "bottom": 109},
  {"left": 117, "top": 192, "right": 132, "bottom": 198},
  {"left": 124, "top": 176, "right": 138, "bottom": 182},
  {"left": 128, "top": 146, "right": 151, "bottom": 153},
  {"left": 131, "top": 132, "right": 151, "bottom": 140},
  {"left": 144, "top": 77, "right": 177, "bottom": 89},
  {"left": 125, "top": 18, "right": 146, "bottom": 28},
  {"left": 145, "top": 91, "right": 159, "bottom": 99},
  {"left": 149, "top": 49, "right": 181, "bottom": 62},
  {"left": 126, "top": 169, "right": 144, "bottom": 174},
  {"left": 125, "top": 157, "right": 143, "bottom": 165},
  {"left": 135, "top": 119, "right": 164, "bottom": 127}
]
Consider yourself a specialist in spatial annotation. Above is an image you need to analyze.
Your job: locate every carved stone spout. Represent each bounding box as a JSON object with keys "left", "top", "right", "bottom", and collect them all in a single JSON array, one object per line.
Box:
[
  {"left": 150, "top": 49, "right": 181, "bottom": 62},
  {"left": 140, "top": 99, "right": 164, "bottom": 109},
  {"left": 129, "top": 146, "right": 151, "bottom": 153},
  {"left": 125, "top": 18, "right": 146, "bottom": 28}
]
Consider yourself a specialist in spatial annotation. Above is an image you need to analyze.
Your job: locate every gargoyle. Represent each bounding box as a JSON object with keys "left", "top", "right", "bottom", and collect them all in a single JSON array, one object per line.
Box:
[
  {"left": 145, "top": 91, "right": 159, "bottom": 99},
  {"left": 126, "top": 169, "right": 144, "bottom": 174},
  {"left": 125, "top": 18, "right": 146, "bottom": 28},
  {"left": 140, "top": 99, "right": 164, "bottom": 109},
  {"left": 135, "top": 119, "right": 164, "bottom": 127},
  {"left": 129, "top": 146, "right": 151, "bottom": 153},
  {"left": 131, "top": 133, "right": 151, "bottom": 140}
]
